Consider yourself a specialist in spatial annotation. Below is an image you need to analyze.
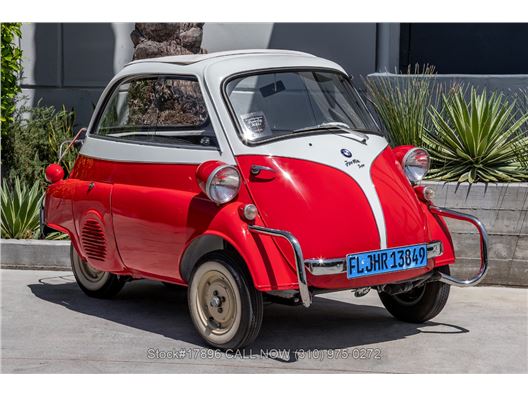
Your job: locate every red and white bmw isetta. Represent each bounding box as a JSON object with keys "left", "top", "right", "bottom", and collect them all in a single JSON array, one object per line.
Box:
[{"left": 42, "top": 50, "right": 488, "bottom": 349}]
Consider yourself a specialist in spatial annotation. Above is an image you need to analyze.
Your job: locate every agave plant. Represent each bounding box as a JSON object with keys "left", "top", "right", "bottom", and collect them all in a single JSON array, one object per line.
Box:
[
  {"left": 365, "top": 65, "right": 439, "bottom": 147},
  {"left": 426, "top": 87, "right": 528, "bottom": 183},
  {"left": 1, "top": 177, "right": 43, "bottom": 239},
  {"left": 513, "top": 88, "right": 528, "bottom": 170}
]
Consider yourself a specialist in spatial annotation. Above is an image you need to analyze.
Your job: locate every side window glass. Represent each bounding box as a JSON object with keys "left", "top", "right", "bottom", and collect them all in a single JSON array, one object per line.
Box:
[{"left": 95, "top": 76, "right": 217, "bottom": 148}]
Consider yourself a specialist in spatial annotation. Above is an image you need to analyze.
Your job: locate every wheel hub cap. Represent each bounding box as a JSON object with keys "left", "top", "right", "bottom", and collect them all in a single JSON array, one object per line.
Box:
[
  {"left": 210, "top": 295, "right": 222, "bottom": 308},
  {"left": 197, "top": 270, "right": 236, "bottom": 334}
]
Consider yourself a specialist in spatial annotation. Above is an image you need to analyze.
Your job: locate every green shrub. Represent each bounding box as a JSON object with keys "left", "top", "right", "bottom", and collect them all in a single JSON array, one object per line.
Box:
[
  {"left": 513, "top": 88, "right": 528, "bottom": 169},
  {"left": 1, "top": 175, "right": 69, "bottom": 239},
  {"left": 426, "top": 87, "right": 528, "bottom": 183},
  {"left": 1, "top": 103, "right": 76, "bottom": 240},
  {"left": 1, "top": 23, "right": 23, "bottom": 132},
  {"left": 1, "top": 177, "right": 42, "bottom": 239},
  {"left": 366, "top": 67, "right": 528, "bottom": 183},
  {"left": 2, "top": 104, "right": 76, "bottom": 188},
  {"left": 365, "top": 65, "right": 440, "bottom": 147}
]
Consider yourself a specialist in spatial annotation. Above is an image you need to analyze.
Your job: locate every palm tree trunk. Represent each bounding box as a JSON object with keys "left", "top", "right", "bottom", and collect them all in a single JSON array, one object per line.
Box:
[
  {"left": 127, "top": 23, "right": 207, "bottom": 128},
  {"left": 130, "top": 23, "right": 206, "bottom": 60}
]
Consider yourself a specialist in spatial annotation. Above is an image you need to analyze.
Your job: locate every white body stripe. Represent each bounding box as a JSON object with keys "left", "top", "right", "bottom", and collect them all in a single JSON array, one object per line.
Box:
[
  {"left": 80, "top": 136, "right": 235, "bottom": 165},
  {"left": 232, "top": 134, "right": 389, "bottom": 249}
]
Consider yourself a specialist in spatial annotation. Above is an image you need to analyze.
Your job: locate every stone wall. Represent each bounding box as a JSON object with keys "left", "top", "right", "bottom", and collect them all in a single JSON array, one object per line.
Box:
[{"left": 423, "top": 181, "right": 528, "bottom": 286}]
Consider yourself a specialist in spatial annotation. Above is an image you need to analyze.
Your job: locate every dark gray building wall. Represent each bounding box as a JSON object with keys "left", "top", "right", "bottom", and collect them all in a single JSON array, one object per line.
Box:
[
  {"left": 399, "top": 23, "right": 528, "bottom": 74},
  {"left": 267, "top": 23, "right": 377, "bottom": 79},
  {"left": 203, "top": 22, "right": 391, "bottom": 79},
  {"left": 20, "top": 22, "right": 396, "bottom": 126},
  {"left": 19, "top": 23, "right": 133, "bottom": 127}
]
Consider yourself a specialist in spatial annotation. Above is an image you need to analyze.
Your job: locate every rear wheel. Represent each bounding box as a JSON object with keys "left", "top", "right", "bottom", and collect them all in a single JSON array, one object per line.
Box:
[
  {"left": 71, "top": 246, "right": 125, "bottom": 298},
  {"left": 188, "top": 251, "right": 263, "bottom": 350},
  {"left": 379, "top": 265, "right": 451, "bottom": 323}
]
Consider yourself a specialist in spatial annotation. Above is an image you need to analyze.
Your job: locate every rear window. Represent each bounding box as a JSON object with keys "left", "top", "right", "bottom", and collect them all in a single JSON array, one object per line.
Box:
[{"left": 94, "top": 76, "right": 217, "bottom": 148}]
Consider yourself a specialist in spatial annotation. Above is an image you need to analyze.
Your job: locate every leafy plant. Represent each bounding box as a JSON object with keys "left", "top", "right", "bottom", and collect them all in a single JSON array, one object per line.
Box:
[
  {"left": 1, "top": 23, "right": 23, "bottom": 132},
  {"left": 513, "top": 88, "right": 528, "bottom": 169},
  {"left": 365, "top": 65, "right": 440, "bottom": 147},
  {"left": 1, "top": 103, "right": 76, "bottom": 188},
  {"left": 426, "top": 87, "right": 528, "bottom": 183},
  {"left": 1, "top": 177, "right": 42, "bottom": 239}
]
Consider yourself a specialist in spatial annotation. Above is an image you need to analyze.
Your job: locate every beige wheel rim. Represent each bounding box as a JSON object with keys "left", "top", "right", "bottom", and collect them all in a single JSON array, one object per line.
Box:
[
  {"left": 72, "top": 250, "right": 109, "bottom": 291},
  {"left": 189, "top": 261, "right": 242, "bottom": 345}
]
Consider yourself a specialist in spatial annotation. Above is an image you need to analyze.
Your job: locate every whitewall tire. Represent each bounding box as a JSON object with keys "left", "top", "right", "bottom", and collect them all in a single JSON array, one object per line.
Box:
[
  {"left": 70, "top": 246, "right": 125, "bottom": 298},
  {"left": 188, "top": 251, "right": 263, "bottom": 349}
]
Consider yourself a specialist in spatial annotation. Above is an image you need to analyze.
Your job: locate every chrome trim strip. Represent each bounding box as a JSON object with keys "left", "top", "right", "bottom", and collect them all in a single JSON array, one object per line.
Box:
[
  {"left": 429, "top": 206, "right": 489, "bottom": 287},
  {"left": 248, "top": 225, "right": 311, "bottom": 307},
  {"left": 305, "top": 258, "right": 345, "bottom": 275},
  {"left": 305, "top": 241, "right": 444, "bottom": 276}
]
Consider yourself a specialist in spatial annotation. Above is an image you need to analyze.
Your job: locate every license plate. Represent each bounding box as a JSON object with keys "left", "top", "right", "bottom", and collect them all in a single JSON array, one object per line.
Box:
[{"left": 346, "top": 244, "right": 428, "bottom": 279}]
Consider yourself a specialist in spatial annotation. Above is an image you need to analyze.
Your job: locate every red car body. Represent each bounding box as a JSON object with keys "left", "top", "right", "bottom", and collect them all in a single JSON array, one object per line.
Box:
[
  {"left": 45, "top": 143, "right": 459, "bottom": 289},
  {"left": 42, "top": 50, "right": 488, "bottom": 348}
]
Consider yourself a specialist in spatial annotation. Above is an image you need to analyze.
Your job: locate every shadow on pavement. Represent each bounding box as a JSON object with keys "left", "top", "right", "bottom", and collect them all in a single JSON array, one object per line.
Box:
[{"left": 28, "top": 275, "right": 468, "bottom": 363}]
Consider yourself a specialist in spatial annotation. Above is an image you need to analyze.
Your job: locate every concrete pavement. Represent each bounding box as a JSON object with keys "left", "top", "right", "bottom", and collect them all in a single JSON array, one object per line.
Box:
[{"left": 1, "top": 269, "right": 527, "bottom": 373}]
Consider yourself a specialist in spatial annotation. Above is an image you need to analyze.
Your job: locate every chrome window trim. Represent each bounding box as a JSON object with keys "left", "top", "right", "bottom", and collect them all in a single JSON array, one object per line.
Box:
[
  {"left": 89, "top": 73, "right": 218, "bottom": 150},
  {"left": 221, "top": 67, "right": 384, "bottom": 147}
]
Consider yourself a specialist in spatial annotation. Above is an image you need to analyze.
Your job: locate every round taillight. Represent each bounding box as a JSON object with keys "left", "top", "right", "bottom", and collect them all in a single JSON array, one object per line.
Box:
[
  {"left": 394, "top": 146, "right": 430, "bottom": 184},
  {"left": 45, "top": 164, "right": 65, "bottom": 184},
  {"left": 196, "top": 161, "right": 241, "bottom": 204}
]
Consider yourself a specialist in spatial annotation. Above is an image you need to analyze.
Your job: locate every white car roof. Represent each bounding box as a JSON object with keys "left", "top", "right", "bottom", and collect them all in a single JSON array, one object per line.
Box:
[
  {"left": 116, "top": 49, "right": 347, "bottom": 83},
  {"left": 127, "top": 49, "right": 317, "bottom": 66}
]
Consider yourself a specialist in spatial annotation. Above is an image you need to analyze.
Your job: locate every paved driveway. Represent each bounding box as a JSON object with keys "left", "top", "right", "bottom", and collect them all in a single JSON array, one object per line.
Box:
[{"left": 1, "top": 269, "right": 526, "bottom": 373}]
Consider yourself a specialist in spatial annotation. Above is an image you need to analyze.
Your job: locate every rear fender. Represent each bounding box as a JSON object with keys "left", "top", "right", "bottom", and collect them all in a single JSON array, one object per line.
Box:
[{"left": 44, "top": 180, "right": 83, "bottom": 257}]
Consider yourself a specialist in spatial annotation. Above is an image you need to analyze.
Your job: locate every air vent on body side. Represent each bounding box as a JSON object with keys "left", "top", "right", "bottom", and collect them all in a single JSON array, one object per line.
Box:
[{"left": 81, "top": 219, "right": 107, "bottom": 262}]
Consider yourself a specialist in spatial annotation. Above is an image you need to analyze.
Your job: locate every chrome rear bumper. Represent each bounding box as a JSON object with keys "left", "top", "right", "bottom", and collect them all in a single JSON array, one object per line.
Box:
[{"left": 248, "top": 206, "right": 489, "bottom": 307}]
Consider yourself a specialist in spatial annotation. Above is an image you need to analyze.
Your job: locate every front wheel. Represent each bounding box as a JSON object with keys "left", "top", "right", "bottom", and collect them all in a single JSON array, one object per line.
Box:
[
  {"left": 379, "top": 266, "right": 451, "bottom": 323},
  {"left": 71, "top": 246, "right": 125, "bottom": 298},
  {"left": 188, "top": 251, "right": 263, "bottom": 350}
]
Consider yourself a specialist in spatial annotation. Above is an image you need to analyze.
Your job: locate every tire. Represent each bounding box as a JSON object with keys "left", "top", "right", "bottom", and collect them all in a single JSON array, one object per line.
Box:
[
  {"left": 187, "top": 251, "right": 263, "bottom": 350},
  {"left": 70, "top": 245, "right": 125, "bottom": 299},
  {"left": 379, "top": 265, "right": 451, "bottom": 323}
]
